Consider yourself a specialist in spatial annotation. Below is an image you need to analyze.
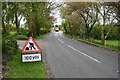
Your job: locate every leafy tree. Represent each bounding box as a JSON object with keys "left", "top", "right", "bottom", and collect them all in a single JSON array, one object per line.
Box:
[
  {"left": 2, "top": 2, "right": 23, "bottom": 34},
  {"left": 95, "top": 2, "right": 116, "bottom": 44},
  {"left": 66, "top": 2, "right": 98, "bottom": 39},
  {"left": 24, "top": 2, "right": 54, "bottom": 37}
]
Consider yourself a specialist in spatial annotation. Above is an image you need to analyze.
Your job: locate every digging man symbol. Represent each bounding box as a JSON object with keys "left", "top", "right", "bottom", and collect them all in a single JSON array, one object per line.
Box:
[{"left": 25, "top": 42, "right": 36, "bottom": 51}]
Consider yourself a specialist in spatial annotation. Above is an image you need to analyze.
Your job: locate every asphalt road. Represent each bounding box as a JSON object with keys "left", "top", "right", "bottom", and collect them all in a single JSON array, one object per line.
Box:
[{"left": 44, "top": 31, "right": 118, "bottom": 78}]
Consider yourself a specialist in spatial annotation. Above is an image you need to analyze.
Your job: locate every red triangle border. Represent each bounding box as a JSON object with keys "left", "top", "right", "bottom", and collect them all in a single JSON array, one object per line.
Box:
[{"left": 21, "top": 37, "right": 41, "bottom": 53}]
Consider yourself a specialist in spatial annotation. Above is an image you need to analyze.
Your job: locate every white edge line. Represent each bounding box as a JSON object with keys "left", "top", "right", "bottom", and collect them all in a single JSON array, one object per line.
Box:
[
  {"left": 58, "top": 39, "right": 64, "bottom": 44},
  {"left": 67, "top": 45, "right": 101, "bottom": 63}
]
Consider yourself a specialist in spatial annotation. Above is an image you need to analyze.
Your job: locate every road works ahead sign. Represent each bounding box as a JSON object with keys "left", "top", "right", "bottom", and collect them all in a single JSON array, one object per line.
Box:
[
  {"left": 22, "top": 37, "right": 41, "bottom": 53},
  {"left": 21, "top": 37, "right": 42, "bottom": 62}
]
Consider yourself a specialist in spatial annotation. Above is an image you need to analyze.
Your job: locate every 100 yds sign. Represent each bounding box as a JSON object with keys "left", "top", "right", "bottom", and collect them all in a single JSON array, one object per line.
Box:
[{"left": 22, "top": 53, "right": 42, "bottom": 62}]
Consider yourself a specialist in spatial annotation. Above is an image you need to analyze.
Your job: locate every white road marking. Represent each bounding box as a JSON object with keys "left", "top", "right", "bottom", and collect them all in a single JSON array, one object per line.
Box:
[
  {"left": 68, "top": 45, "right": 77, "bottom": 50},
  {"left": 58, "top": 39, "right": 64, "bottom": 44},
  {"left": 67, "top": 45, "right": 101, "bottom": 63}
]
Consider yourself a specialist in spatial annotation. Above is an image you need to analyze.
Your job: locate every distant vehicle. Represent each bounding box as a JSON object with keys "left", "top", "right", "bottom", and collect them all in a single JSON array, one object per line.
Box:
[{"left": 55, "top": 27, "right": 59, "bottom": 32}]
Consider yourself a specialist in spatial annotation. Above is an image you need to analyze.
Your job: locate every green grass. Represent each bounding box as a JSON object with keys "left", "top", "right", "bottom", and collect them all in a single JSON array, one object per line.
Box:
[
  {"left": 64, "top": 33, "right": 119, "bottom": 52},
  {"left": 94, "top": 40, "right": 118, "bottom": 47},
  {"left": 33, "top": 33, "right": 50, "bottom": 40},
  {"left": 9, "top": 31, "right": 17, "bottom": 35},
  {"left": 6, "top": 49, "right": 47, "bottom": 78}
]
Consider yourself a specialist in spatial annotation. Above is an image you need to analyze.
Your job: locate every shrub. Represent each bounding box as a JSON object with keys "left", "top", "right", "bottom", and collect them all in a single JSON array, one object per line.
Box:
[
  {"left": 40, "top": 29, "right": 50, "bottom": 34},
  {"left": 19, "top": 28, "right": 28, "bottom": 36},
  {"left": 2, "top": 35, "right": 18, "bottom": 55},
  {"left": 14, "top": 35, "right": 28, "bottom": 40}
]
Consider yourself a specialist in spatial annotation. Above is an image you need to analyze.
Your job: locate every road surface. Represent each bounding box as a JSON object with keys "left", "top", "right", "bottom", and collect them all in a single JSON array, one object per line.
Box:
[{"left": 44, "top": 31, "right": 118, "bottom": 78}]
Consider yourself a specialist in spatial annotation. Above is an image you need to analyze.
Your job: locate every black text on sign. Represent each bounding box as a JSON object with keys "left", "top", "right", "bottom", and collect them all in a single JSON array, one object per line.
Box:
[{"left": 22, "top": 53, "right": 42, "bottom": 62}]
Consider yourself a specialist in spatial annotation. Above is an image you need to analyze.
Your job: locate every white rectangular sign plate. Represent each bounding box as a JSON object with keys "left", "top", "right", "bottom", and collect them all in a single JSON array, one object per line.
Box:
[{"left": 22, "top": 53, "right": 42, "bottom": 62}]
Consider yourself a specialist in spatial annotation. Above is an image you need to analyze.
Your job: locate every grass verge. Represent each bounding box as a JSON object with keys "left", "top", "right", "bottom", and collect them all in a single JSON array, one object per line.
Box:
[
  {"left": 33, "top": 33, "right": 50, "bottom": 40},
  {"left": 94, "top": 40, "right": 118, "bottom": 47},
  {"left": 6, "top": 49, "right": 47, "bottom": 78},
  {"left": 63, "top": 33, "right": 119, "bottom": 52}
]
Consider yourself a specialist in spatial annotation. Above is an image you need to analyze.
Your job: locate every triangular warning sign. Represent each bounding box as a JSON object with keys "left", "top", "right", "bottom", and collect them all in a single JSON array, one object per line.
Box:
[{"left": 22, "top": 37, "right": 41, "bottom": 53}]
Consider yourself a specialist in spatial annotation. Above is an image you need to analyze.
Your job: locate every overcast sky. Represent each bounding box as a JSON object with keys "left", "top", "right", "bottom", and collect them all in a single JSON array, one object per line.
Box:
[
  {"left": 50, "top": 7, "right": 62, "bottom": 25},
  {"left": 49, "top": 0, "right": 63, "bottom": 25}
]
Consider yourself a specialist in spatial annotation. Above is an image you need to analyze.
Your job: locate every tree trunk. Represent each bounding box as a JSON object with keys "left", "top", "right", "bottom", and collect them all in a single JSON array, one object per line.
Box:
[
  {"left": 35, "top": 17, "right": 40, "bottom": 36},
  {"left": 68, "top": 21, "right": 72, "bottom": 35},
  {"left": 101, "top": 7, "right": 106, "bottom": 45},
  {"left": 79, "top": 28, "right": 82, "bottom": 38},
  {"left": 2, "top": 17, "right": 6, "bottom": 34},
  {"left": 33, "top": 32, "right": 36, "bottom": 38},
  {"left": 36, "top": 30, "right": 40, "bottom": 36},
  {"left": 15, "top": 13, "right": 19, "bottom": 33},
  {"left": 87, "top": 32, "right": 90, "bottom": 39},
  {"left": 85, "top": 24, "right": 90, "bottom": 39},
  {"left": 25, "top": 4, "right": 32, "bottom": 37},
  {"left": 101, "top": 23, "right": 105, "bottom": 45},
  {"left": 101, "top": 35, "right": 105, "bottom": 45},
  {"left": 26, "top": 14, "right": 32, "bottom": 37},
  {"left": 87, "top": 28, "right": 90, "bottom": 39}
]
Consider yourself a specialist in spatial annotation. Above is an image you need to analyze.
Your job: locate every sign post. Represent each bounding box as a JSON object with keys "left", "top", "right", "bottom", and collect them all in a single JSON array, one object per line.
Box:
[{"left": 21, "top": 37, "right": 42, "bottom": 62}]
